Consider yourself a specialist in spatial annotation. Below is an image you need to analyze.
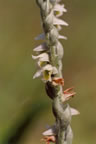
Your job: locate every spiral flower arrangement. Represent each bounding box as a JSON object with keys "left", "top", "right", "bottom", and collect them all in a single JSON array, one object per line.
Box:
[{"left": 32, "top": 0, "right": 79, "bottom": 144}]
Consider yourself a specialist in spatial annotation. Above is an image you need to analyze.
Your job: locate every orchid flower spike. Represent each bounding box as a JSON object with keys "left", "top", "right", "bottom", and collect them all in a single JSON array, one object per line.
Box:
[{"left": 33, "top": 1, "right": 79, "bottom": 144}]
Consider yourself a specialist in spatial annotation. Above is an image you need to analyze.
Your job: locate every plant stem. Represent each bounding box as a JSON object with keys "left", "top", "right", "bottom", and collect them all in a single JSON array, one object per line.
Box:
[{"left": 36, "top": 0, "right": 73, "bottom": 144}]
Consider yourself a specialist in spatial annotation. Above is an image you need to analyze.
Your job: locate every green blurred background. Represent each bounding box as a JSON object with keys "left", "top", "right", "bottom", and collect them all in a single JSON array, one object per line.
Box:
[{"left": 0, "top": 0, "right": 96, "bottom": 144}]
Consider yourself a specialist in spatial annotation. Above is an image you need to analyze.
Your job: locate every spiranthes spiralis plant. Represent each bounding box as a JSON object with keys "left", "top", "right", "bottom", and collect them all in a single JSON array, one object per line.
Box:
[{"left": 32, "top": 0, "right": 80, "bottom": 144}]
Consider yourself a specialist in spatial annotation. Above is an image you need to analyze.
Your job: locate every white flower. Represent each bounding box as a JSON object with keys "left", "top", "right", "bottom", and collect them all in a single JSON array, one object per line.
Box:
[
  {"left": 42, "top": 64, "right": 58, "bottom": 82},
  {"left": 53, "top": 16, "right": 68, "bottom": 26},
  {"left": 33, "top": 69, "right": 42, "bottom": 79},
  {"left": 33, "top": 43, "right": 48, "bottom": 52},
  {"left": 70, "top": 108, "right": 80, "bottom": 116},
  {"left": 54, "top": 4, "right": 67, "bottom": 13},
  {"left": 32, "top": 53, "right": 49, "bottom": 67},
  {"left": 42, "top": 124, "right": 57, "bottom": 136},
  {"left": 32, "top": 53, "right": 49, "bottom": 61},
  {"left": 54, "top": 4, "right": 67, "bottom": 17},
  {"left": 33, "top": 64, "right": 58, "bottom": 82}
]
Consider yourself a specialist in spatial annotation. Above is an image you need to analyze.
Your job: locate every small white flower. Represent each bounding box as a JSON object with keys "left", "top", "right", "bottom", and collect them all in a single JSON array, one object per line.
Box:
[
  {"left": 33, "top": 69, "right": 42, "bottom": 79},
  {"left": 53, "top": 16, "right": 68, "bottom": 26},
  {"left": 33, "top": 64, "right": 58, "bottom": 82},
  {"left": 33, "top": 43, "right": 48, "bottom": 52},
  {"left": 54, "top": 4, "right": 67, "bottom": 13},
  {"left": 42, "top": 124, "right": 57, "bottom": 136},
  {"left": 54, "top": 4, "right": 67, "bottom": 17},
  {"left": 42, "top": 64, "right": 58, "bottom": 82},
  {"left": 42, "top": 128, "right": 54, "bottom": 136},
  {"left": 35, "top": 33, "right": 45, "bottom": 40},
  {"left": 32, "top": 53, "right": 49, "bottom": 60},
  {"left": 70, "top": 108, "right": 80, "bottom": 116},
  {"left": 32, "top": 53, "right": 49, "bottom": 67}
]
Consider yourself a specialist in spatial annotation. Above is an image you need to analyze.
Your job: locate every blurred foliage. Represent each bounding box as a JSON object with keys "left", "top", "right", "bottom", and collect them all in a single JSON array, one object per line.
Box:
[{"left": 0, "top": 0, "right": 96, "bottom": 144}]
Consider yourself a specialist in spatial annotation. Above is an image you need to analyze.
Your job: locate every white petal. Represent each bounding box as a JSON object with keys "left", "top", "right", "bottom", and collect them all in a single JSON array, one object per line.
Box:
[
  {"left": 33, "top": 70, "right": 42, "bottom": 79},
  {"left": 35, "top": 33, "right": 45, "bottom": 40},
  {"left": 59, "top": 35, "right": 67, "bottom": 40},
  {"left": 53, "top": 17, "right": 68, "bottom": 26},
  {"left": 54, "top": 4, "right": 67, "bottom": 13},
  {"left": 32, "top": 55, "right": 38, "bottom": 59},
  {"left": 42, "top": 124, "right": 57, "bottom": 136},
  {"left": 33, "top": 43, "right": 48, "bottom": 52},
  {"left": 71, "top": 108, "right": 80, "bottom": 116},
  {"left": 43, "top": 128, "right": 54, "bottom": 136},
  {"left": 32, "top": 53, "right": 49, "bottom": 61}
]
